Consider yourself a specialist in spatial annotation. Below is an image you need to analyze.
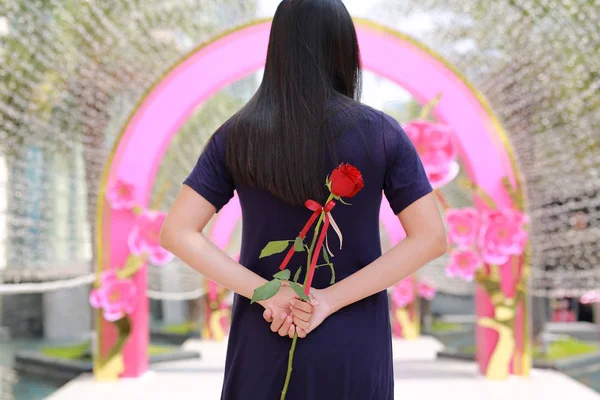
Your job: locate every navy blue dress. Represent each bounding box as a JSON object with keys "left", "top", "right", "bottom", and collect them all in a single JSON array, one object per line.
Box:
[{"left": 184, "top": 104, "right": 432, "bottom": 400}]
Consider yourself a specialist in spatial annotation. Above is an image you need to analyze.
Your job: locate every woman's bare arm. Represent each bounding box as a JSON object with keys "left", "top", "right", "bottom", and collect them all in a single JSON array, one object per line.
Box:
[
  {"left": 159, "top": 185, "right": 312, "bottom": 336},
  {"left": 160, "top": 186, "right": 268, "bottom": 300},
  {"left": 324, "top": 193, "right": 446, "bottom": 313}
]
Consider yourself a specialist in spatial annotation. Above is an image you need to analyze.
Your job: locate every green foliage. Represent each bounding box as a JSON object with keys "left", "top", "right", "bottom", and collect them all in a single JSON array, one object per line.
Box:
[
  {"left": 535, "top": 338, "right": 600, "bottom": 361},
  {"left": 273, "top": 269, "right": 291, "bottom": 281},
  {"left": 319, "top": 249, "right": 336, "bottom": 284},
  {"left": 260, "top": 241, "right": 291, "bottom": 258},
  {"left": 40, "top": 341, "right": 177, "bottom": 360},
  {"left": 460, "top": 337, "right": 600, "bottom": 361},
  {"left": 322, "top": 247, "right": 330, "bottom": 263},
  {"left": 41, "top": 341, "right": 90, "bottom": 359},
  {"left": 293, "top": 267, "right": 302, "bottom": 283},
  {"left": 148, "top": 344, "right": 178, "bottom": 356},
  {"left": 289, "top": 282, "right": 311, "bottom": 303},
  {"left": 162, "top": 322, "right": 198, "bottom": 334},
  {"left": 327, "top": 263, "right": 336, "bottom": 285},
  {"left": 294, "top": 237, "right": 305, "bottom": 252},
  {"left": 431, "top": 321, "right": 463, "bottom": 332},
  {"left": 251, "top": 279, "right": 281, "bottom": 304}
]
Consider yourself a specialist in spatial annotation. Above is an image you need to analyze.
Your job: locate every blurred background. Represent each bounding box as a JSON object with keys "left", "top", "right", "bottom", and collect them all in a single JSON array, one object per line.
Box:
[{"left": 0, "top": 0, "right": 599, "bottom": 399}]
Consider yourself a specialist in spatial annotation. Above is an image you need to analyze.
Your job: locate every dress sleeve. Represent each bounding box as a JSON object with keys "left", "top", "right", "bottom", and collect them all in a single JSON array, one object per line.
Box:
[
  {"left": 183, "top": 125, "right": 235, "bottom": 212},
  {"left": 382, "top": 114, "right": 433, "bottom": 215}
]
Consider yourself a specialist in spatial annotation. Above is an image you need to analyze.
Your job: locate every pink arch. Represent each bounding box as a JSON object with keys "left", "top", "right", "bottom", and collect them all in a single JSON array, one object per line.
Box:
[{"left": 100, "top": 20, "right": 516, "bottom": 377}]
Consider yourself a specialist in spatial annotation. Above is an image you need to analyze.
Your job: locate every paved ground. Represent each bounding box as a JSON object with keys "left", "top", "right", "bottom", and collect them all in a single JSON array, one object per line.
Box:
[{"left": 49, "top": 337, "right": 600, "bottom": 400}]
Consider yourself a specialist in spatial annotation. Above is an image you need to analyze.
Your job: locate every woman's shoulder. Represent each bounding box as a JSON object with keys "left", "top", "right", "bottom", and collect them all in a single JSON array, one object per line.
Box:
[
  {"left": 204, "top": 116, "right": 238, "bottom": 151},
  {"left": 329, "top": 99, "right": 405, "bottom": 142},
  {"left": 332, "top": 96, "right": 400, "bottom": 121}
]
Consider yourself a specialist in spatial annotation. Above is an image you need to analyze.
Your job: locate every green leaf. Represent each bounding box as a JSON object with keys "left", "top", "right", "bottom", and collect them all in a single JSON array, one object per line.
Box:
[
  {"left": 259, "top": 241, "right": 291, "bottom": 258},
  {"left": 289, "top": 282, "right": 311, "bottom": 302},
  {"left": 251, "top": 280, "right": 281, "bottom": 304},
  {"left": 294, "top": 236, "right": 305, "bottom": 252},
  {"left": 273, "top": 269, "right": 291, "bottom": 281},
  {"left": 322, "top": 247, "right": 330, "bottom": 264},
  {"left": 327, "top": 263, "right": 336, "bottom": 285},
  {"left": 293, "top": 267, "right": 302, "bottom": 283}
]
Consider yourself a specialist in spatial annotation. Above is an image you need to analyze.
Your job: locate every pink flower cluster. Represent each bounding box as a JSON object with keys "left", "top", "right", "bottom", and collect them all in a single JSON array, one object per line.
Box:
[
  {"left": 89, "top": 271, "right": 137, "bottom": 321},
  {"left": 128, "top": 211, "right": 174, "bottom": 265},
  {"left": 107, "top": 179, "right": 173, "bottom": 266},
  {"left": 404, "top": 120, "right": 459, "bottom": 189},
  {"left": 392, "top": 279, "right": 437, "bottom": 307},
  {"left": 106, "top": 179, "right": 136, "bottom": 210},
  {"left": 445, "top": 208, "right": 528, "bottom": 281},
  {"left": 580, "top": 291, "right": 600, "bottom": 304},
  {"left": 91, "top": 179, "right": 174, "bottom": 323},
  {"left": 417, "top": 281, "right": 437, "bottom": 300},
  {"left": 392, "top": 279, "right": 414, "bottom": 307}
]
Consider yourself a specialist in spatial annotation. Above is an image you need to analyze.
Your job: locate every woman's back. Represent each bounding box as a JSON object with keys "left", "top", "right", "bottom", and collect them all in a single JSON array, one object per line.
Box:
[
  {"left": 162, "top": 2, "right": 445, "bottom": 399},
  {"left": 183, "top": 103, "right": 432, "bottom": 399},
  {"left": 185, "top": 103, "right": 431, "bottom": 287}
]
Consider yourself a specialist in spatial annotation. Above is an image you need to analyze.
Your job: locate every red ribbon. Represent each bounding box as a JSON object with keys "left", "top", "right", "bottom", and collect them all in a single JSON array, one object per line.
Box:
[{"left": 278, "top": 200, "right": 336, "bottom": 295}]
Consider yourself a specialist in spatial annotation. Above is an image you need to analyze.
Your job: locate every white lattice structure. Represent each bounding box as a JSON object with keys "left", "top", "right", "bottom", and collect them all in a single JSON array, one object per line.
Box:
[{"left": 0, "top": 0, "right": 598, "bottom": 298}]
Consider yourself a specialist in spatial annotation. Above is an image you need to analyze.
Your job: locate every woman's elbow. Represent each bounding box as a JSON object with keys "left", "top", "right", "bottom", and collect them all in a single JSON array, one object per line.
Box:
[
  {"left": 159, "top": 224, "right": 175, "bottom": 252},
  {"left": 432, "top": 229, "right": 448, "bottom": 258}
]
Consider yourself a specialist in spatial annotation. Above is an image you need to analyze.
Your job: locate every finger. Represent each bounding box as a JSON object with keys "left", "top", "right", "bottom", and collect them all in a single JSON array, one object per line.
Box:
[
  {"left": 263, "top": 308, "right": 273, "bottom": 323},
  {"left": 291, "top": 306, "right": 311, "bottom": 323},
  {"left": 288, "top": 322, "right": 296, "bottom": 339},
  {"left": 290, "top": 299, "right": 312, "bottom": 313},
  {"left": 296, "top": 326, "right": 307, "bottom": 338},
  {"left": 270, "top": 313, "right": 286, "bottom": 332},
  {"left": 279, "top": 315, "right": 293, "bottom": 336},
  {"left": 292, "top": 317, "right": 310, "bottom": 331}
]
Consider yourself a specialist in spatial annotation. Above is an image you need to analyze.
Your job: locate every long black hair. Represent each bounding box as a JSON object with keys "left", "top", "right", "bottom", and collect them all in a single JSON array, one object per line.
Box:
[{"left": 226, "top": 0, "right": 362, "bottom": 205}]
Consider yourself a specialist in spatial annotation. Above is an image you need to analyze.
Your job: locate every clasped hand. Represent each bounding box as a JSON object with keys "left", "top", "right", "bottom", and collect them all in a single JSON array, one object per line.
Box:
[{"left": 259, "top": 282, "right": 331, "bottom": 339}]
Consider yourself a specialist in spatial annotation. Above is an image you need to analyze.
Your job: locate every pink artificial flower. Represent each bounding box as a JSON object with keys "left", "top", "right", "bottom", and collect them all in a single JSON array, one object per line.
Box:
[
  {"left": 446, "top": 208, "right": 480, "bottom": 248},
  {"left": 392, "top": 279, "right": 414, "bottom": 307},
  {"left": 89, "top": 271, "right": 137, "bottom": 321},
  {"left": 478, "top": 209, "right": 528, "bottom": 265},
  {"left": 580, "top": 291, "right": 600, "bottom": 304},
  {"left": 446, "top": 249, "right": 483, "bottom": 281},
  {"left": 404, "top": 120, "right": 459, "bottom": 188},
  {"left": 106, "top": 179, "right": 136, "bottom": 210},
  {"left": 417, "top": 281, "right": 437, "bottom": 300},
  {"left": 128, "top": 211, "right": 174, "bottom": 265},
  {"left": 428, "top": 161, "right": 460, "bottom": 189},
  {"left": 552, "top": 310, "right": 576, "bottom": 322}
]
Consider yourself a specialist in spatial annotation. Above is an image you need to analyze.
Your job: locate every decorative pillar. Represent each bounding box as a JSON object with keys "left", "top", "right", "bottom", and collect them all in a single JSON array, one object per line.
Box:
[{"left": 391, "top": 277, "right": 420, "bottom": 339}]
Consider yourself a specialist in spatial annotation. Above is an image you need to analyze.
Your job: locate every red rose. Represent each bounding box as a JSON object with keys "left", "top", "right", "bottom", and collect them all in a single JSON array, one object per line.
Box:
[{"left": 329, "top": 163, "right": 364, "bottom": 198}]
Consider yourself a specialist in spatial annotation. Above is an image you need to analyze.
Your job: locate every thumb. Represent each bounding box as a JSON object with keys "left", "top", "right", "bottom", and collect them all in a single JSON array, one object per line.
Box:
[{"left": 263, "top": 308, "right": 273, "bottom": 322}]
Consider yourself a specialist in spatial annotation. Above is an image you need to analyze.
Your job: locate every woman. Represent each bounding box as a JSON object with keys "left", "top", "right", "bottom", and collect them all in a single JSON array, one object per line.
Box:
[{"left": 160, "top": 0, "right": 447, "bottom": 398}]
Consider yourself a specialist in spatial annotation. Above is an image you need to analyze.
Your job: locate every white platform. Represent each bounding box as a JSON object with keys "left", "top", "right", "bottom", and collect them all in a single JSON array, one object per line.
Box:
[{"left": 49, "top": 337, "right": 600, "bottom": 400}]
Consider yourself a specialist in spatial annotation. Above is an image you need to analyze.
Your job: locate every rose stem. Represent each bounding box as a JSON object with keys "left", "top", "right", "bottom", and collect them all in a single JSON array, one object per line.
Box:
[{"left": 281, "top": 194, "right": 335, "bottom": 399}]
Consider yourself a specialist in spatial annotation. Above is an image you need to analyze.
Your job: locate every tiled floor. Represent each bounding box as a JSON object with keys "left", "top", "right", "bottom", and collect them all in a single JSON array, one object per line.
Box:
[{"left": 49, "top": 337, "right": 600, "bottom": 400}]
